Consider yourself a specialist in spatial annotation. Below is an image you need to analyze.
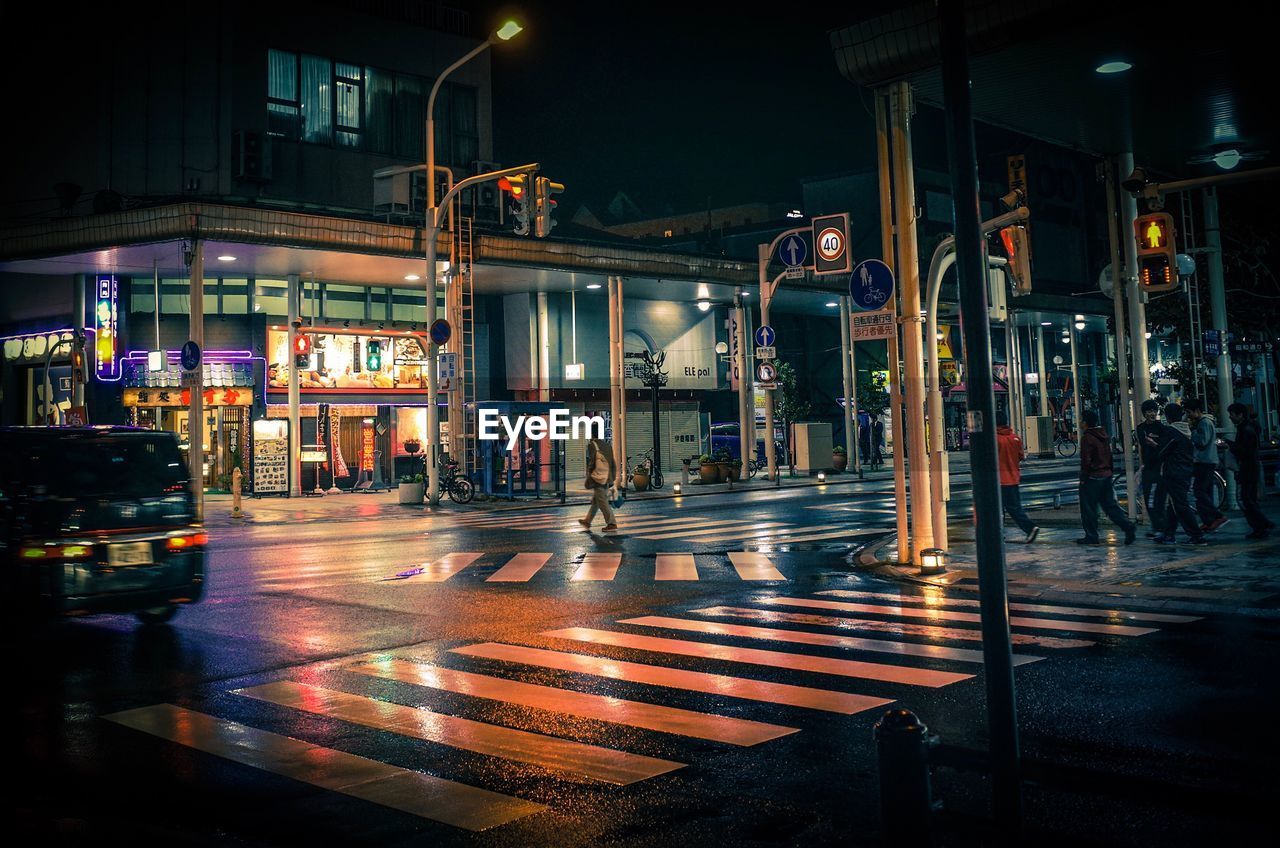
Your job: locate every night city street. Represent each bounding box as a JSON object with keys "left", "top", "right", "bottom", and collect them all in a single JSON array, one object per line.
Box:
[{"left": 5, "top": 0, "right": 1280, "bottom": 845}]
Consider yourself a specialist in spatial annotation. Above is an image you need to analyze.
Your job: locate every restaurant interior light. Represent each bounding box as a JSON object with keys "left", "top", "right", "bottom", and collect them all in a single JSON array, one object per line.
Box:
[
  {"left": 216, "top": 255, "right": 236, "bottom": 262},
  {"left": 586, "top": 283, "right": 602, "bottom": 290},
  {"left": 697, "top": 300, "right": 711, "bottom": 312},
  {"left": 1095, "top": 60, "right": 1132, "bottom": 74}
]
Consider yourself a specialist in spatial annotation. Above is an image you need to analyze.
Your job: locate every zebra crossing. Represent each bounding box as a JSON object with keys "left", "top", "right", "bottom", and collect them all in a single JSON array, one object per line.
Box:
[
  {"left": 439, "top": 508, "right": 892, "bottom": 546},
  {"left": 102, "top": 583, "right": 1204, "bottom": 835}
]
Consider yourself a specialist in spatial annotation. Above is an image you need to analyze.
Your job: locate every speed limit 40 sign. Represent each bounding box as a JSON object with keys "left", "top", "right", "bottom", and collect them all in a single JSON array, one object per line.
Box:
[{"left": 812, "top": 213, "right": 851, "bottom": 276}]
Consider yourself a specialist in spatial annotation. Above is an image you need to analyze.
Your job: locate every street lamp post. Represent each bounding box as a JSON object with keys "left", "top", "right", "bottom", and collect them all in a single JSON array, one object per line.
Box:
[{"left": 423, "top": 21, "right": 522, "bottom": 506}]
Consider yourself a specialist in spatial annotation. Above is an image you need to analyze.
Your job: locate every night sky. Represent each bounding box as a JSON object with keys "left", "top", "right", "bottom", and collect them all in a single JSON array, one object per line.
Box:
[{"left": 480, "top": 2, "right": 877, "bottom": 221}]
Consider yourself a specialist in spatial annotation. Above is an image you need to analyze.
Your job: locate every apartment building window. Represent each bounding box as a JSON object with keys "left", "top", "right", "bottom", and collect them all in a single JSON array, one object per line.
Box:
[
  {"left": 450, "top": 85, "right": 479, "bottom": 167},
  {"left": 394, "top": 74, "right": 424, "bottom": 159},
  {"left": 300, "top": 54, "right": 333, "bottom": 144},
  {"left": 268, "top": 49, "right": 301, "bottom": 139},
  {"left": 335, "top": 62, "right": 363, "bottom": 147},
  {"left": 365, "top": 67, "right": 394, "bottom": 154}
]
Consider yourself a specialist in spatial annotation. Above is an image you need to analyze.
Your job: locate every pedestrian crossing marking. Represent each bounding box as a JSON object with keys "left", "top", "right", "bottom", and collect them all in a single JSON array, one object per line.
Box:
[
  {"left": 617, "top": 615, "right": 1042, "bottom": 666},
  {"left": 103, "top": 704, "right": 545, "bottom": 831},
  {"left": 572, "top": 552, "right": 623, "bottom": 581},
  {"left": 637, "top": 522, "right": 790, "bottom": 540},
  {"left": 655, "top": 553, "right": 698, "bottom": 581},
  {"left": 543, "top": 627, "right": 974, "bottom": 688},
  {"left": 387, "top": 552, "right": 484, "bottom": 582},
  {"left": 761, "top": 597, "right": 1160, "bottom": 637},
  {"left": 451, "top": 643, "right": 892, "bottom": 715},
  {"left": 814, "top": 589, "right": 1202, "bottom": 624},
  {"left": 567, "top": 517, "right": 759, "bottom": 535},
  {"left": 728, "top": 552, "right": 786, "bottom": 581},
  {"left": 352, "top": 659, "right": 797, "bottom": 747},
  {"left": 691, "top": 606, "right": 1096, "bottom": 649},
  {"left": 487, "top": 553, "right": 553, "bottom": 583},
  {"left": 732, "top": 527, "right": 885, "bottom": 545},
  {"left": 232, "top": 681, "right": 683, "bottom": 786}
]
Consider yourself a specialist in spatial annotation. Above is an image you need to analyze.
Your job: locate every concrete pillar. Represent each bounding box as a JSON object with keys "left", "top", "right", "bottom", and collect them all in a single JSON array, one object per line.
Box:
[
  {"left": 287, "top": 273, "right": 301, "bottom": 497},
  {"left": 188, "top": 241, "right": 205, "bottom": 520}
]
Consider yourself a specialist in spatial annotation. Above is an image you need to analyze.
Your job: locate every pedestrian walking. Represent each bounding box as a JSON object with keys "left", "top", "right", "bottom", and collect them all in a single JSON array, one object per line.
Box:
[
  {"left": 1184, "top": 398, "right": 1227, "bottom": 532},
  {"left": 1228, "top": 402, "right": 1272, "bottom": 539},
  {"left": 870, "top": 411, "right": 885, "bottom": 468},
  {"left": 1135, "top": 399, "right": 1164, "bottom": 528},
  {"left": 579, "top": 437, "right": 618, "bottom": 532},
  {"left": 1077, "top": 409, "right": 1136, "bottom": 545},
  {"left": 858, "top": 410, "right": 872, "bottom": 467},
  {"left": 997, "top": 412, "right": 1039, "bottom": 542},
  {"left": 1149, "top": 403, "right": 1206, "bottom": 545}
]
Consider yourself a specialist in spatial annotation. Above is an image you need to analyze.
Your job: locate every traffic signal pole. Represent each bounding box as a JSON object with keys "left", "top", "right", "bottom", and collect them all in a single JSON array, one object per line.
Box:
[
  {"left": 757, "top": 229, "right": 810, "bottom": 483},
  {"left": 1105, "top": 163, "right": 1139, "bottom": 521},
  {"left": 939, "top": 0, "right": 1022, "bottom": 830},
  {"left": 1119, "top": 153, "right": 1153, "bottom": 406},
  {"left": 1203, "top": 187, "right": 1237, "bottom": 508}
]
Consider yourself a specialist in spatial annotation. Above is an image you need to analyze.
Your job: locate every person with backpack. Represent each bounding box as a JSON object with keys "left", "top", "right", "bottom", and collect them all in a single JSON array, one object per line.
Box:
[
  {"left": 1184, "top": 397, "right": 1228, "bottom": 532},
  {"left": 1078, "top": 409, "right": 1136, "bottom": 545},
  {"left": 1227, "top": 402, "right": 1272, "bottom": 540},
  {"left": 1148, "top": 403, "right": 1206, "bottom": 545},
  {"left": 997, "top": 411, "right": 1039, "bottom": 543},
  {"left": 579, "top": 437, "right": 618, "bottom": 532}
]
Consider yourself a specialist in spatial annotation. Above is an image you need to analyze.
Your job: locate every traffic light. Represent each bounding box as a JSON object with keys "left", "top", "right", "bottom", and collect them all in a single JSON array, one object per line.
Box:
[
  {"left": 500, "top": 174, "right": 531, "bottom": 236},
  {"left": 534, "top": 176, "right": 565, "bottom": 238},
  {"left": 294, "top": 333, "right": 312, "bottom": 369},
  {"left": 71, "top": 332, "right": 86, "bottom": 384},
  {"left": 999, "top": 225, "right": 1032, "bottom": 294},
  {"left": 1134, "top": 212, "right": 1178, "bottom": 292},
  {"left": 365, "top": 339, "right": 382, "bottom": 371}
]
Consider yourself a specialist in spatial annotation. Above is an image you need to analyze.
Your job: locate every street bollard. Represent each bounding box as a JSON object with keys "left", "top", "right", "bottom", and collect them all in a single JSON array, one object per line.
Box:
[
  {"left": 874, "top": 708, "right": 936, "bottom": 847},
  {"left": 231, "top": 467, "right": 243, "bottom": 520},
  {"left": 681, "top": 459, "right": 690, "bottom": 489}
]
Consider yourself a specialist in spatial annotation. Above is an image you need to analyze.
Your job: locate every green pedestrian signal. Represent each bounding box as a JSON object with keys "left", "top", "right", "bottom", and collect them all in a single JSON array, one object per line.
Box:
[{"left": 366, "top": 339, "right": 382, "bottom": 371}]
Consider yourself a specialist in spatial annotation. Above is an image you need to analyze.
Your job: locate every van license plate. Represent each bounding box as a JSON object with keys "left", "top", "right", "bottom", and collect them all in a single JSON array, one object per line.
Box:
[{"left": 107, "top": 541, "right": 153, "bottom": 567}]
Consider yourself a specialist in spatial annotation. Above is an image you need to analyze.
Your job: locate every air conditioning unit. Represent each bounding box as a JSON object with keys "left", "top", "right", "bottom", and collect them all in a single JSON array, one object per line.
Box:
[
  {"left": 464, "top": 160, "right": 503, "bottom": 224},
  {"left": 233, "top": 130, "right": 272, "bottom": 181},
  {"left": 373, "top": 168, "right": 455, "bottom": 218}
]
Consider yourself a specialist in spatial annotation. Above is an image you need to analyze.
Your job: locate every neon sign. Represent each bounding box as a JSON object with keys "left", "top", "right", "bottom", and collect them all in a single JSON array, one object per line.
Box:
[{"left": 94, "top": 275, "right": 121, "bottom": 381}]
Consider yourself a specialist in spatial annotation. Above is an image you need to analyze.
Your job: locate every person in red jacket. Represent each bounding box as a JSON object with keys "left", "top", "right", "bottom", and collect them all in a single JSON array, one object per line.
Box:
[
  {"left": 996, "top": 411, "right": 1039, "bottom": 543},
  {"left": 1078, "top": 408, "right": 1137, "bottom": 545}
]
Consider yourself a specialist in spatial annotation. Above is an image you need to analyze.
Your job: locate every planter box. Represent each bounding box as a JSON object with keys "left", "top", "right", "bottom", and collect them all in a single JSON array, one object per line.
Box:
[
  {"left": 631, "top": 473, "right": 650, "bottom": 492},
  {"left": 398, "top": 482, "right": 424, "bottom": 504},
  {"left": 832, "top": 453, "right": 848, "bottom": 471},
  {"left": 698, "top": 464, "right": 718, "bottom": 484}
]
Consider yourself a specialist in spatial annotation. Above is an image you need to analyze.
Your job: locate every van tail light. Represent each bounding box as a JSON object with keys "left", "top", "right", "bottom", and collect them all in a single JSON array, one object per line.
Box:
[
  {"left": 20, "top": 544, "right": 94, "bottom": 560},
  {"left": 166, "top": 532, "right": 209, "bottom": 550}
]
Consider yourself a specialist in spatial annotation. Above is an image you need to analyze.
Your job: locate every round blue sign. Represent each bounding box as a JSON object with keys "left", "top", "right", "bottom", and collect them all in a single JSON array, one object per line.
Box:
[
  {"left": 429, "top": 318, "right": 452, "bottom": 346},
  {"left": 180, "top": 340, "right": 202, "bottom": 371},
  {"left": 754, "top": 325, "right": 776, "bottom": 347},
  {"left": 849, "top": 259, "right": 896, "bottom": 311},
  {"left": 776, "top": 234, "right": 808, "bottom": 268}
]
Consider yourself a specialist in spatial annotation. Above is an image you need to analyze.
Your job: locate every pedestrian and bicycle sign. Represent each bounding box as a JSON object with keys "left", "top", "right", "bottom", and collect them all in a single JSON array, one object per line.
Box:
[
  {"left": 849, "top": 259, "right": 895, "bottom": 311},
  {"left": 754, "top": 325, "right": 775, "bottom": 347},
  {"left": 811, "top": 213, "right": 851, "bottom": 276},
  {"left": 756, "top": 361, "right": 777, "bottom": 383}
]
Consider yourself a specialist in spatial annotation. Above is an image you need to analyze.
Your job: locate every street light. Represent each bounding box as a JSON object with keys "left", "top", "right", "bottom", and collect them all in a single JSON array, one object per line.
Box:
[{"left": 423, "top": 21, "right": 524, "bottom": 507}]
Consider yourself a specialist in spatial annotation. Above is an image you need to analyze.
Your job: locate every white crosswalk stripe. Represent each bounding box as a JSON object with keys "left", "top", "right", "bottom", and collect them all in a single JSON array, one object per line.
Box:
[{"left": 106, "top": 587, "right": 1204, "bottom": 832}]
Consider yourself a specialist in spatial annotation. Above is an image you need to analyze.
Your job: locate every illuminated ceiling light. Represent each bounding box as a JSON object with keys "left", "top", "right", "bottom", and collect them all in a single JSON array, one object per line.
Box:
[
  {"left": 1095, "top": 60, "right": 1132, "bottom": 74},
  {"left": 1041, "top": 321, "right": 1053, "bottom": 326},
  {"left": 216, "top": 255, "right": 236, "bottom": 262},
  {"left": 404, "top": 274, "right": 420, "bottom": 281},
  {"left": 1075, "top": 320, "right": 1086, "bottom": 331},
  {"left": 826, "top": 301, "right": 838, "bottom": 308},
  {"left": 495, "top": 20, "right": 523, "bottom": 41},
  {"left": 586, "top": 283, "right": 602, "bottom": 290},
  {"left": 697, "top": 300, "right": 711, "bottom": 312},
  {"left": 1213, "top": 149, "right": 1242, "bottom": 170},
  {"left": 696, "top": 283, "right": 710, "bottom": 300},
  {"left": 1145, "top": 332, "right": 1153, "bottom": 339}
]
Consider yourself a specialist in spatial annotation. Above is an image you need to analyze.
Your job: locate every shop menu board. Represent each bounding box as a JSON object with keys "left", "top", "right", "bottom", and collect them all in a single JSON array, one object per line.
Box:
[{"left": 252, "top": 419, "right": 290, "bottom": 495}]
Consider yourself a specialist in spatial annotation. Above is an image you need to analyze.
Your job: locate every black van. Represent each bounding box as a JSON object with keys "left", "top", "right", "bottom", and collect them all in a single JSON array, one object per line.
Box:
[{"left": 0, "top": 427, "right": 206, "bottom": 624}]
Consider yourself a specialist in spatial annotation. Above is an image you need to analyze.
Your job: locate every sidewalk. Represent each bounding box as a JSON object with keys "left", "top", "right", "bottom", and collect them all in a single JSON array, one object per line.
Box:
[{"left": 860, "top": 498, "right": 1280, "bottom": 616}]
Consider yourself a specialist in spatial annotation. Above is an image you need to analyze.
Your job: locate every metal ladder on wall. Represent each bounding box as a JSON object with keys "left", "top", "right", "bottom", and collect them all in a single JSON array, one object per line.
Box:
[
  {"left": 1179, "top": 192, "right": 1208, "bottom": 401},
  {"left": 452, "top": 215, "right": 478, "bottom": 474}
]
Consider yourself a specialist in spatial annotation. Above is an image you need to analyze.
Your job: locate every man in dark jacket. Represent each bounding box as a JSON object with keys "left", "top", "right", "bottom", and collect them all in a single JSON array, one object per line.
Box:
[
  {"left": 1148, "top": 403, "right": 1206, "bottom": 545},
  {"left": 1135, "top": 399, "right": 1164, "bottom": 528},
  {"left": 1228, "top": 402, "right": 1271, "bottom": 539},
  {"left": 1185, "top": 397, "right": 1227, "bottom": 531},
  {"left": 1078, "top": 409, "right": 1136, "bottom": 545}
]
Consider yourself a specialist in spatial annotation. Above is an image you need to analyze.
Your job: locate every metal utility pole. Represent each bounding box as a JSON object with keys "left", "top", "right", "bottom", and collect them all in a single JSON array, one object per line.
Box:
[
  {"left": 939, "top": 0, "right": 1021, "bottom": 829},
  {"left": 1068, "top": 321, "right": 1083, "bottom": 443},
  {"left": 889, "top": 80, "right": 934, "bottom": 561},
  {"left": 187, "top": 240, "right": 205, "bottom": 521},
  {"left": 607, "top": 276, "right": 622, "bottom": 486},
  {"left": 72, "top": 275, "right": 86, "bottom": 410},
  {"left": 736, "top": 297, "right": 752, "bottom": 471},
  {"left": 1203, "top": 186, "right": 1237, "bottom": 507},
  {"left": 287, "top": 274, "right": 301, "bottom": 497},
  {"left": 1105, "top": 163, "right": 1139, "bottom": 520},
  {"left": 875, "top": 90, "right": 910, "bottom": 564},
  {"left": 839, "top": 296, "right": 859, "bottom": 473},
  {"left": 1120, "top": 153, "right": 1153, "bottom": 406},
  {"left": 1036, "top": 326, "right": 1049, "bottom": 417}
]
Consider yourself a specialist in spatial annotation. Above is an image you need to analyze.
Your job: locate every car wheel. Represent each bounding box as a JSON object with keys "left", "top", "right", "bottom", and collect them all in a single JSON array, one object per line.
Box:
[{"left": 135, "top": 604, "right": 179, "bottom": 625}]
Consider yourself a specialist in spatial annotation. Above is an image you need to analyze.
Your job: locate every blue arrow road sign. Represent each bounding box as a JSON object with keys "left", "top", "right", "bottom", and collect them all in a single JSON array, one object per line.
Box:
[
  {"left": 754, "top": 325, "right": 775, "bottom": 347},
  {"left": 849, "top": 259, "right": 896, "bottom": 311},
  {"left": 778, "top": 234, "right": 807, "bottom": 268}
]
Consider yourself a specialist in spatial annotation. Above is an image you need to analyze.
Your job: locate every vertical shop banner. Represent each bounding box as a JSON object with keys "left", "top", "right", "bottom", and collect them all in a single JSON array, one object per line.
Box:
[
  {"left": 94, "top": 275, "right": 121, "bottom": 381},
  {"left": 729, "top": 312, "right": 741, "bottom": 392},
  {"left": 361, "top": 419, "right": 375, "bottom": 473},
  {"left": 251, "top": 419, "right": 289, "bottom": 495},
  {"left": 317, "top": 403, "right": 333, "bottom": 489},
  {"left": 329, "top": 406, "right": 349, "bottom": 480}
]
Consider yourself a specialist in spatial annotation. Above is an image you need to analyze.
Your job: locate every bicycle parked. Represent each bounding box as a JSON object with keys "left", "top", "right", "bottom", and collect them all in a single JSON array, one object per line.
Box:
[
  {"left": 627, "top": 447, "right": 664, "bottom": 490},
  {"left": 439, "top": 457, "right": 475, "bottom": 504}
]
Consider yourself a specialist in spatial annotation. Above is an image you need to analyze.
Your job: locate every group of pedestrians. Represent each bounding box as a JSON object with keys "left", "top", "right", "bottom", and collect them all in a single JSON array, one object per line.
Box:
[{"left": 998, "top": 400, "right": 1272, "bottom": 546}]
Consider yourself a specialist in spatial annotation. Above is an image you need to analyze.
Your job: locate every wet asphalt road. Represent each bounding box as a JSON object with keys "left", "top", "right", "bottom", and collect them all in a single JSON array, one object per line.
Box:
[{"left": 16, "top": 467, "right": 1279, "bottom": 846}]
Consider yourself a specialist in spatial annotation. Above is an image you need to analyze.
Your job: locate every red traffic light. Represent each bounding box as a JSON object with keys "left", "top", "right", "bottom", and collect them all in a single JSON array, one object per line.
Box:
[{"left": 498, "top": 175, "right": 526, "bottom": 197}]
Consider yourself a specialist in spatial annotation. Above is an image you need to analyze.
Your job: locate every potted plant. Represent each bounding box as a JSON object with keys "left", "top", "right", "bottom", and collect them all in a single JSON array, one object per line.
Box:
[
  {"left": 727, "top": 458, "right": 743, "bottom": 482},
  {"left": 712, "top": 448, "right": 733, "bottom": 482},
  {"left": 631, "top": 465, "right": 651, "bottom": 491},
  {"left": 398, "top": 473, "right": 424, "bottom": 504},
  {"left": 697, "top": 454, "right": 718, "bottom": 484},
  {"left": 832, "top": 444, "right": 848, "bottom": 471}
]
